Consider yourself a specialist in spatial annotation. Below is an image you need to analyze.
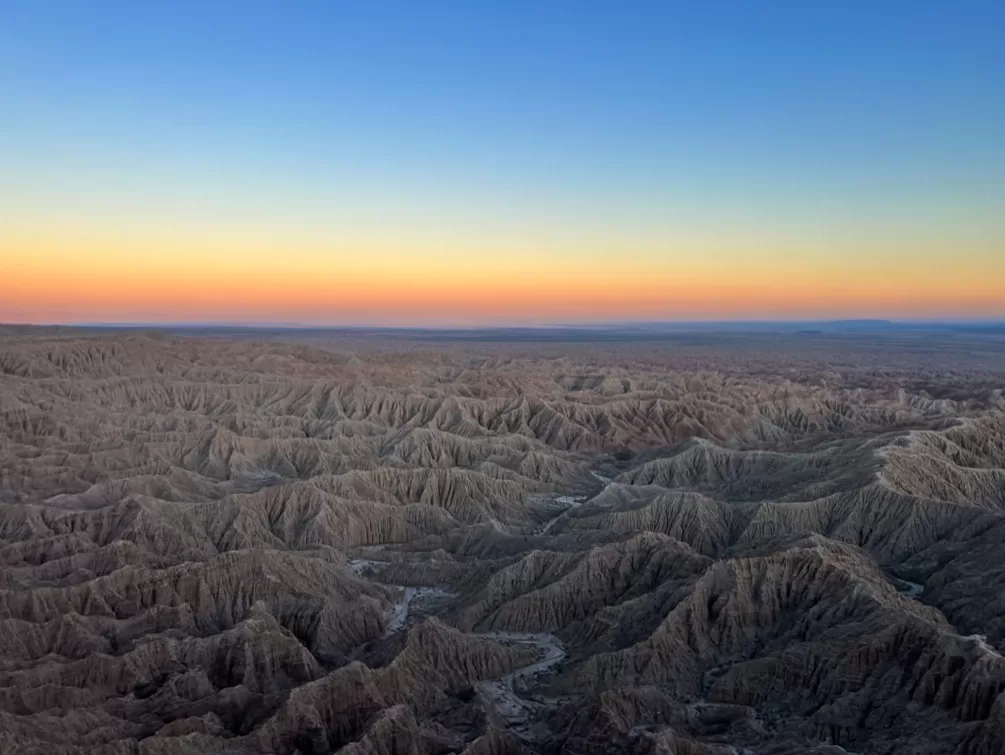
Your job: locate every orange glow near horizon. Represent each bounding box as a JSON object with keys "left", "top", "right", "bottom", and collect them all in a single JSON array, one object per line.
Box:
[{"left": 4, "top": 223, "right": 1003, "bottom": 325}]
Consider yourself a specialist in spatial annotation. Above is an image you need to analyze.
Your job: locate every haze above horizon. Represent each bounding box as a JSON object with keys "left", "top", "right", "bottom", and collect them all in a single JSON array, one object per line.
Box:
[{"left": 3, "top": 1, "right": 1003, "bottom": 326}]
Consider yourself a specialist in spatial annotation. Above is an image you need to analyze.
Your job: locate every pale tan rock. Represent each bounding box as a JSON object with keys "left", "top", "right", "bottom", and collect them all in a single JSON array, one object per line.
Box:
[{"left": 2, "top": 330, "right": 1005, "bottom": 754}]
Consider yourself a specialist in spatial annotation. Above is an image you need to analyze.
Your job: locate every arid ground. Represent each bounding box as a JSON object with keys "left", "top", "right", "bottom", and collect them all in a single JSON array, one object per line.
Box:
[{"left": 2, "top": 325, "right": 1005, "bottom": 754}]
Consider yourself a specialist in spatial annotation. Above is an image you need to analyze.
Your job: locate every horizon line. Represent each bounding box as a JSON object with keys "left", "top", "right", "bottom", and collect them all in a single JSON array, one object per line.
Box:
[{"left": 6, "top": 317, "right": 1005, "bottom": 331}]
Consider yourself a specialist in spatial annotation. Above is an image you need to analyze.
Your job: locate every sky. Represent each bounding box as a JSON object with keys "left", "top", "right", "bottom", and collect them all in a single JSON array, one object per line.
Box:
[{"left": 2, "top": 1, "right": 1003, "bottom": 326}]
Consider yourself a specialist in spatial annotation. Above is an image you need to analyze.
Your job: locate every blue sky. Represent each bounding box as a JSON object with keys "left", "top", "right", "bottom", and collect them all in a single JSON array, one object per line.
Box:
[{"left": 2, "top": 1, "right": 1003, "bottom": 324}]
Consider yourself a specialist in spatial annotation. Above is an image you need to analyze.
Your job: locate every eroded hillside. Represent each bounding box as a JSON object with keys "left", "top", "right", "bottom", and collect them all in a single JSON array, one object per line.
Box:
[{"left": 2, "top": 329, "right": 1005, "bottom": 754}]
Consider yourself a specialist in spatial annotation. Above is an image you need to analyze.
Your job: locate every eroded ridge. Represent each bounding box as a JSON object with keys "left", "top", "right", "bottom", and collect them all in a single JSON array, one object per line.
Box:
[{"left": 2, "top": 329, "right": 1005, "bottom": 754}]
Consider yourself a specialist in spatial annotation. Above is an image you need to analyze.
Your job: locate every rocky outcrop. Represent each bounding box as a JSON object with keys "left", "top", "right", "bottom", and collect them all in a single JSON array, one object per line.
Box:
[{"left": 2, "top": 330, "right": 1005, "bottom": 753}]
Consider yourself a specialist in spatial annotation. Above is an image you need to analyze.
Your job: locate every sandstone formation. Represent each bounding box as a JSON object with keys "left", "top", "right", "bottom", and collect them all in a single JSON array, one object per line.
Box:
[{"left": 2, "top": 327, "right": 1004, "bottom": 753}]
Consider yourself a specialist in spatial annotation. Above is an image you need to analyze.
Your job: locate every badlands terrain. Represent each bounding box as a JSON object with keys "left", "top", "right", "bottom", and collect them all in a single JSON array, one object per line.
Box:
[{"left": 2, "top": 324, "right": 1005, "bottom": 755}]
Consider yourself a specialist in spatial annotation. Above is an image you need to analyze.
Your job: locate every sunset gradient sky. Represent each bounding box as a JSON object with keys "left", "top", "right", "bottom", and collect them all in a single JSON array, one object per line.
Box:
[{"left": 2, "top": 1, "right": 1003, "bottom": 325}]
